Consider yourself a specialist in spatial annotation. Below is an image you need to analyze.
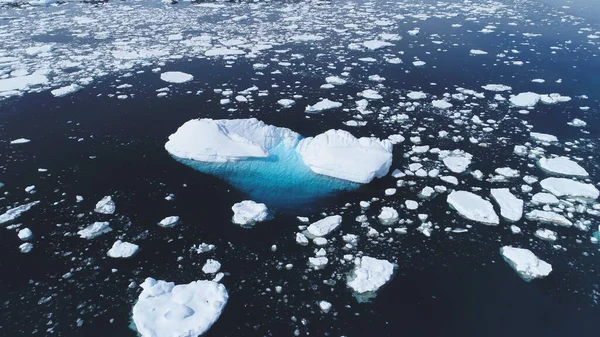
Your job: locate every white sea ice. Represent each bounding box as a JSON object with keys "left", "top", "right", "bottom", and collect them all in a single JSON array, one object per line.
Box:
[
  {"left": 534, "top": 228, "right": 558, "bottom": 242},
  {"left": 10, "top": 138, "right": 31, "bottom": 144},
  {"left": 19, "top": 243, "right": 34, "bottom": 253},
  {"left": 132, "top": 278, "right": 228, "bottom": 337},
  {"left": 568, "top": 118, "right": 587, "bottom": 127},
  {"left": 447, "top": 191, "right": 500, "bottom": 225},
  {"left": 347, "top": 256, "right": 396, "bottom": 296},
  {"left": 432, "top": 99, "right": 453, "bottom": 109},
  {"left": 318, "top": 301, "right": 332, "bottom": 313},
  {"left": 306, "top": 215, "right": 342, "bottom": 237},
  {"left": 441, "top": 151, "right": 472, "bottom": 173},
  {"left": 510, "top": 92, "right": 540, "bottom": 107},
  {"left": 297, "top": 129, "right": 393, "bottom": 184},
  {"left": 0, "top": 201, "right": 40, "bottom": 224},
  {"left": 525, "top": 210, "right": 572, "bottom": 227},
  {"left": 407, "top": 91, "right": 427, "bottom": 100},
  {"left": 538, "top": 157, "right": 588, "bottom": 177},
  {"left": 18, "top": 228, "right": 33, "bottom": 241},
  {"left": 202, "top": 259, "right": 221, "bottom": 274},
  {"left": 490, "top": 188, "right": 523, "bottom": 222},
  {"left": 231, "top": 200, "right": 268, "bottom": 226},
  {"left": 325, "top": 76, "right": 347, "bottom": 85},
  {"left": 51, "top": 83, "right": 83, "bottom": 97},
  {"left": 78, "top": 222, "right": 112, "bottom": 239},
  {"left": 107, "top": 240, "right": 140, "bottom": 258},
  {"left": 531, "top": 192, "right": 560, "bottom": 205},
  {"left": 540, "top": 177, "right": 599, "bottom": 200},
  {"left": 500, "top": 246, "right": 552, "bottom": 281},
  {"left": 95, "top": 196, "right": 116, "bottom": 215},
  {"left": 160, "top": 71, "right": 194, "bottom": 83},
  {"left": 363, "top": 40, "right": 394, "bottom": 50},
  {"left": 277, "top": 99, "right": 295, "bottom": 108},
  {"left": 470, "top": 49, "right": 488, "bottom": 55},
  {"left": 305, "top": 99, "right": 343, "bottom": 113},
  {"left": 530, "top": 132, "right": 558, "bottom": 143},
  {"left": 158, "top": 216, "right": 180, "bottom": 228},
  {"left": 378, "top": 207, "right": 399, "bottom": 225},
  {"left": 481, "top": 84, "right": 512, "bottom": 92}
]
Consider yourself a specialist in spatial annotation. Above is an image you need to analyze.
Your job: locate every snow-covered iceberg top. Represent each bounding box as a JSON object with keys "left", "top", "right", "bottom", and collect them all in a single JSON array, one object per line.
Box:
[
  {"left": 347, "top": 256, "right": 396, "bottom": 302},
  {"left": 447, "top": 191, "right": 500, "bottom": 225},
  {"left": 166, "top": 119, "right": 394, "bottom": 187},
  {"left": 165, "top": 118, "right": 299, "bottom": 163},
  {"left": 500, "top": 246, "right": 552, "bottom": 281},
  {"left": 296, "top": 129, "right": 393, "bottom": 184},
  {"left": 132, "top": 277, "right": 228, "bottom": 337}
]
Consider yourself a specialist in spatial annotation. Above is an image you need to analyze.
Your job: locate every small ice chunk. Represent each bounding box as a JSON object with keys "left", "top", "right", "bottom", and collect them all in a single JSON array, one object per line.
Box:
[
  {"left": 107, "top": 240, "right": 140, "bottom": 258},
  {"left": 160, "top": 71, "right": 194, "bottom": 84},
  {"left": 94, "top": 196, "right": 116, "bottom": 215},
  {"left": 202, "top": 259, "right": 221, "bottom": 274},
  {"left": 158, "top": 216, "right": 180, "bottom": 228},
  {"left": 490, "top": 188, "right": 523, "bottom": 222},
  {"left": 347, "top": 256, "right": 396, "bottom": 296},
  {"left": 318, "top": 301, "right": 332, "bottom": 313},
  {"left": 231, "top": 200, "right": 268, "bottom": 226},
  {"left": 51, "top": 84, "right": 83, "bottom": 97},
  {"left": 18, "top": 228, "right": 33, "bottom": 241},
  {"left": 510, "top": 92, "right": 540, "bottom": 107},
  {"left": 525, "top": 210, "right": 572, "bottom": 227},
  {"left": 378, "top": 207, "right": 399, "bottom": 225},
  {"left": 10, "top": 138, "right": 31, "bottom": 145},
  {"left": 432, "top": 100, "right": 453, "bottom": 109},
  {"left": 19, "top": 242, "right": 33, "bottom": 253},
  {"left": 535, "top": 228, "right": 558, "bottom": 242},
  {"left": 78, "top": 222, "right": 112, "bottom": 239},
  {"left": 305, "top": 99, "right": 342, "bottom": 113}
]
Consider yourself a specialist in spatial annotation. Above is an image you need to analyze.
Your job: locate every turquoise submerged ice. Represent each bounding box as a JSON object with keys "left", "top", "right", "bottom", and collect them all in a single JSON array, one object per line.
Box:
[{"left": 165, "top": 118, "right": 393, "bottom": 206}]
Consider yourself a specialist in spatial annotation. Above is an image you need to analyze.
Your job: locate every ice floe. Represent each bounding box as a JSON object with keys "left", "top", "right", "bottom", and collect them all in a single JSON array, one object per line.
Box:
[
  {"left": 160, "top": 71, "right": 194, "bottom": 84},
  {"left": 490, "top": 188, "right": 523, "bottom": 222},
  {"left": 540, "top": 177, "right": 599, "bottom": 200},
  {"left": 95, "top": 196, "right": 116, "bottom": 215},
  {"left": 347, "top": 256, "right": 396, "bottom": 301},
  {"left": 447, "top": 191, "right": 499, "bottom": 225},
  {"left": 132, "top": 278, "right": 228, "bottom": 337},
  {"left": 538, "top": 157, "right": 588, "bottom": 177},
  {"left": 231, "top": 200, "right": 268, "bottom": 226},
  {"left": 107, "top": 240, "right": 139, "bottom": 258},
  {"left": 306, "top": 215, "right": 342, "bottom": 237},
  {"left": 78, "top": 222, "right": 112, "bottom": 239},
  {"left": 500, "top": 246, "right": 552, "bottom": 281},
  {"left": 0, "top": 201, "right": 39, "bottom": 224}
]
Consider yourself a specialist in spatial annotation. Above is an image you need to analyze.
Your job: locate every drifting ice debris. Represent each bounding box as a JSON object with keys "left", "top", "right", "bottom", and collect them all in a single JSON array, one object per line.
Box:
[
  {"left": 532, "top": 192, "right": 560, "bottom": 205},
  {"left": 160, "top": 71, "right": 194, "bottom": 84},
  {"left": 362, "top": 40, "right": 394, "bottom": 50},
  {"left": 158, "top": 216, "right": 180, "bottom": 228},
  {"left": 107, "top": 240, "right": 139, "bottom": 258},
  {"left": 0, "top": 201, "right": 40, "bottom": 224},
  {"left": 277, "top": 99, "right": 295, "bottom": 108},
  {"left": 305, "top": 99, "right": 342, "bottom": 113},
  {"left": 132, "top": 278, "right": 228, "bottom": 337},
  {"left": 94, "top": 196, "right": 116, "bottom": 214},
  {"left": 19, "top": 243, "right": 33, "bottom": 253},
  {"left": 18, "top": 228, "right": 33, "bottom": 241},
  {"left": 447, "top": 191, "right": 499, "bottom": 225},
  {"left": 535, "top": 228, "right": 558, "bottom": 242},
  {"left": 490, "top": 188, "right": 523, "bottom": 222},
  {"left": 568, "top": 118, "right": 587, "bottom": 127},
  {"left": 431, "top": 99, "right": 453, "bottom": 109},
  {"left": 78, "top": 222, "right": 112, "bottom": 239},
  {"left": 306, "top": 215, "right": 342, "bottom": 237},
  {"left": 407, "top": 91, "right": 427, "bottom": 100},
  {"left": 538, "top": 157, "right": 589, "bottom": 177},
  {"left": 500, "top": 246, "right": 552, "bottom": 281},
  {"left": 10, "top": 138, "right": 31, "bottom": 144},
  {"left": 378, "top": 207, "right": 399, "bottom": 225},
  {"left": 347, "top": 256, "right": 396, "bottom": 301},
  {"left": 297, "top": 129, "right": 393, "bottom": 184},
  {"left": 231, "top": 200, "right": 268, "bottom": 226},
  {"left": 440, "top": 150, "right": 472, "bottom": 173},
  {"left": 481, "top": 84, "right": 512, "bottom": 92},
  {"left": 318, "top": 301, "right": 332, "bottom": 313},
  {"left": 202, "top": 259, "right": 221, "bottom": 274},
  {"left": 51, "top": 84, "right": 83, "bottom": 97},
  {"left": 530, "top": 132, "right": 558, "bottom": 143}
]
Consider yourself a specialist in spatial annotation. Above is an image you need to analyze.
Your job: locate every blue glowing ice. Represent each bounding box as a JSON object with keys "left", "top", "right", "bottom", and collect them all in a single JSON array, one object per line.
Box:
[{"left": 173, "top": 141, "right": 359, "bottom": 207}]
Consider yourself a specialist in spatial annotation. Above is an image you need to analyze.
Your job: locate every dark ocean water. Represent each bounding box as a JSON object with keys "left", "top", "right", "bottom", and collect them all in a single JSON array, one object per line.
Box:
[{"left": 0, "top": 0, "right": 599, "bottom": 337}]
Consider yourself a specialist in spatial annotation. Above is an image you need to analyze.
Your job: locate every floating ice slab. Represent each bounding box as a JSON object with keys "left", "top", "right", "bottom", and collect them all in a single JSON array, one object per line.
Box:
[
  {"left": 490, "top": 188, "right": 523, "bottom": 222},
  {"left": 10, "top": 138, "right": 31, "bottom": 145},
  {"left": 500, "top": 246, "right": 552, "bottom": 281},
  {"left": 510, "top": 92, "right": 540, "bottom": 107},
  {"left": 306, "top": 215, "right": 342, "bottom": 237},
  {"left": 160, "top": 71, "right": 194, "bottom": 84},
  {"left": 540, "top": 177, "right": 599, "bottom": 200},
  {"left": 51, "top": 84, "right": 83, "bottom": 97},
  {"left": 158, "top": 216, "right": 180, "bottom": 228},
  {"left": 447, "top": 191, "right": 499, "bottom": 225},
  {"left": 305, "top": 99, "right": 342, "bottom": 113},
  {"left": 530, "top": 132, "right": 558, "bottom": 143},
  {"left": 481, "top": 84, "right": 512, "bottom": 92},
  {"left": 95, "top": 196, "right": 116, "bottom": 214},
  {"left": 0, "top": 72, "right": 48, "bottom": 94},
  {"left": 297, "top": 129, "right": 393, "bottom": 184},
  {"left": 538, "top": 157, "right": 588, "bottom": 177},
  {"left": 78, "top": 222, "right": 112, "bottom": 239},
  {"left": 107, "top": 240, "right": 139, "bottom": 258},
  {"left": 363, "top": 40, "right": 394, "bottom": 50},
  {"left": 18, "top": 228, "right": 33, "bottom": 241},
  {"left": 231, "top": 200, "right": 268, "bottom": 226},
  {"left": 132, "top": 278, "right": 228, "bottom": 337},
  {"left": 525, "top": 210, "right": 572, "bottom": 227},
  {"left": 347, "top": 256, "right": 396, "bottom": 302},
  {"left": 0, "top": 201, "right": 39, "bottom": 224}
]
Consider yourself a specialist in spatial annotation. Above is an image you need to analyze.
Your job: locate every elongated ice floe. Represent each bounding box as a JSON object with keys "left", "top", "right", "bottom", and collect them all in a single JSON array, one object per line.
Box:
[
  {"left": 525, "top": 210, "right": 572, "bottom": 227},
  {"left": 305, "top": 99, "right": 342, "bottom": 113},
  {"left": 0, "top": 201, "right": 40, "bottom": 224},
  {"left": 490, "top": 188, "right": 523, "bottom": 222},
  {"left": 347, "top": 256, "right": 396, "bottom": 302},
  {"left": 540, "top": 177, "right": 599, "bottom": 200},
  {"left": 160, "top": 71, "right": 194, "bottom": 84},
  {"left": 538, "top": 157, "right": 588, "bottom": 177},
  {"left": 51, "top": 83, "right": 83, "bottom": 97},
  {"left": 510, "top": 92, "right": 540, "bottom": 107},
  {"left": 447, "top": 191, "right": 499, "bottom": 225},
  {"left": 78, "top": 221, "right": 112, "bottom": 239},
  {"left": 306, "top": 215, "right": 342, "bottom": 237},
  {"left": 500, "top": 246, "right": 552, "bottom": 281},
  {"left": 95, "top": 196, "right": 116, "bottom": 214},
  {"left": 132, "top": 277, "right": 228, "bottom": 337},
  {"left": 296, "top": 129, "right": 393, "bottom": 184}
]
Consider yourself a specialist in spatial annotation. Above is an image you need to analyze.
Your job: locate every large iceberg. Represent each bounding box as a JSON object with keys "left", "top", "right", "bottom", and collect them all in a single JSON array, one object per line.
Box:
[
  {"left": 132, "top": 278, "right": 228, "bottom": 337},
  {"left": 165, "top": 119, "right": 393, "bottom": 206}
]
